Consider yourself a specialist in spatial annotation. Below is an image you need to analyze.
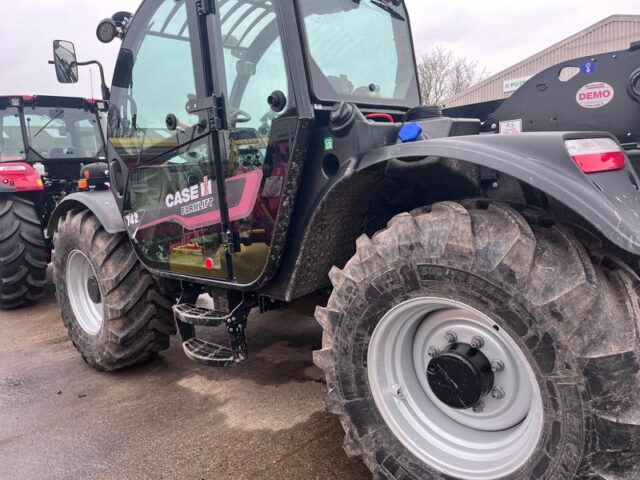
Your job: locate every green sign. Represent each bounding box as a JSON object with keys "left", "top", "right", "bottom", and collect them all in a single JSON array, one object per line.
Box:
[{"left": 324, "top": 136, "right": 334, "bottom": 151}]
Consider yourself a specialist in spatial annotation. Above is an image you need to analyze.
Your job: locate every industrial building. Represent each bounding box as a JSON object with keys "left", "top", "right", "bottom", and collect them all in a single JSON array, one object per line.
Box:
[{"left": 445, "top": 15, "right": 640, "bottom": 108}]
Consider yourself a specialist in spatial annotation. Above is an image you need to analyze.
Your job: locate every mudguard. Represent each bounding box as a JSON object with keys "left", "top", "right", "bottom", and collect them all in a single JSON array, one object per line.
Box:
[
  {"left": 47, "top": 191, "right": 125, "bottom": 237},
  {"left": 358, "top": 131, "right": 640, "bottom": 255}
]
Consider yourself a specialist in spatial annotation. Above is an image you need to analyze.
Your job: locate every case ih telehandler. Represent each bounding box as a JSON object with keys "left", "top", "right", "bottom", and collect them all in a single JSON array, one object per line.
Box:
[
  {"left": 49, "top": 1, "right": 640, "bottom": 478},
  {"left": 0, "top": 94, "right": 107, "bottom": 308}
]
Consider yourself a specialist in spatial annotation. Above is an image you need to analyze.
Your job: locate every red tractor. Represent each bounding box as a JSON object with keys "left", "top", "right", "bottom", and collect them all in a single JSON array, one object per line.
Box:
[{"left": 0, "top": 95, "right": 107, "bottom": 308}]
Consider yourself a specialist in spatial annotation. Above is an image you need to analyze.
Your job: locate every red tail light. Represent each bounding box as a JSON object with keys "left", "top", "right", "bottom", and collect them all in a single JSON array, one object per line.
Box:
[
  {"left": 0, "top": 162, "right": 44, "bottom": 191},
  {"left": 565, "top": 138, "right": 625, "bottom": 174}
]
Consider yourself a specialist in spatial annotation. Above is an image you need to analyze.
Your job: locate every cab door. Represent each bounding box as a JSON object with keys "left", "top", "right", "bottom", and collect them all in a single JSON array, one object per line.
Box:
[
  {"left": 108, "top": 0, "right": 235, "bottom": 281},
  {"left": 206, "top": 0, "right": 309, "bottom": 285},
  {"left": 109, "top": 0, "right": 310, "bottom": 286}
]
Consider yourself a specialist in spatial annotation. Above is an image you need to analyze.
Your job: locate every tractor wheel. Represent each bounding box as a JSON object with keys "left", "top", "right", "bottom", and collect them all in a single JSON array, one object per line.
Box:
[
  {"left": 53, "top": 209, "right": 176, "bottom": 371},
  {"left": 0, "top": 195, "right": 47, "bottom": 309},
  {"left": 314, "top": 201, "right": 640, "bottom": 479}
]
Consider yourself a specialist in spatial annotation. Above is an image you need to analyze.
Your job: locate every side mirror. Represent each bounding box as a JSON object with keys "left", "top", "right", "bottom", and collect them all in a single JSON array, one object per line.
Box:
[{"left": 52, "top": 40, "right": 79, "bottom": 84}]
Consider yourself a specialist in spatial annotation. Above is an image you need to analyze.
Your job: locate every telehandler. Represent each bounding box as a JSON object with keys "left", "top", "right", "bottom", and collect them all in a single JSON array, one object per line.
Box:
[{"left": 49, "top": 1, "right": 640, "bottom": 478}]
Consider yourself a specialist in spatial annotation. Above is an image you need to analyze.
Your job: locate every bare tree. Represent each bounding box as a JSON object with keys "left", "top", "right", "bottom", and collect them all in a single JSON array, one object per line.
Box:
[{"left": 417, "top": 46, "right": 488, "bottom": 106}]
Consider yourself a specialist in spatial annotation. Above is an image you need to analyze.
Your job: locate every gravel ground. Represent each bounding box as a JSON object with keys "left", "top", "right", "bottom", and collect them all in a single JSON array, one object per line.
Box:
[{"left": 0, "top": 282, "right": 369, "bottom": 480}]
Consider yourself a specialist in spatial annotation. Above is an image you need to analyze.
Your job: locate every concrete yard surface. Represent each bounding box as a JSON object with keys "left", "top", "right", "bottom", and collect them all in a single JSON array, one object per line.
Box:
[{"left": 0, "top": 285, "right": 369, "bottom": 480}]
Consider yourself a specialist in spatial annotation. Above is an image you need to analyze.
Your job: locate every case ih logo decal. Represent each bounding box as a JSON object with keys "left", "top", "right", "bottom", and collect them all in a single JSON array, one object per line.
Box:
[
  {"left": 165, "top": 177, "right": 215, "bottom": 211},
  {"left": 124, "top": 169, "right": 263, "bottom": 239},
  {"left": 576, "top": 82, "right": 614, "bottom": 109}
]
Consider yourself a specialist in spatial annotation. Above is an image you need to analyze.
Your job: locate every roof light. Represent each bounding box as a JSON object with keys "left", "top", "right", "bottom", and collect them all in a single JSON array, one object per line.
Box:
[
  {"left": 96, "top": 18, "right": 117, "bottom": 44},
  {"left": 10, "top": 97, "right": 21, "bottom": 107},
  {"left": 565, "top": 138, "right": 625, "bottom": 174}
]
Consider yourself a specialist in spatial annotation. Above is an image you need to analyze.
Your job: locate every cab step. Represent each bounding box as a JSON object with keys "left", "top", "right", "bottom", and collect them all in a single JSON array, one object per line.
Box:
[
  {"left": 173, "top": 303, "right": 232, "bottom": 327},
  {"left": 173, "top": 297, "right": 250, "bottom": 368},
  {"left": 182, "top": 338, "right": 241, "bottom": 367}
]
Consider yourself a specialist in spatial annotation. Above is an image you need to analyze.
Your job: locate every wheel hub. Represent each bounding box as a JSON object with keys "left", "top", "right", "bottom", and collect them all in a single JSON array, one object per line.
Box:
[
  {"left": 87, "top": 276, "right": 101, "bottom": 304},
  {"left": 367, "top": 297, "right": 544, "bottom": 480},
  {"left": 427, "top": 343, "right": 494, "bottom": 410}
]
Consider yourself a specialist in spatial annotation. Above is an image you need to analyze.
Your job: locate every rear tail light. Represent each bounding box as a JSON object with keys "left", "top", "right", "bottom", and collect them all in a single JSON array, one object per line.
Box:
[
  {"left": 0, "top": 164, "right": 29, "bottom": 174},
  {"left": 0, "top": 162, "right": 44, "bottom": 191},
  {"left": 565, "top": 138, "right": 625, "bottom": 174}
]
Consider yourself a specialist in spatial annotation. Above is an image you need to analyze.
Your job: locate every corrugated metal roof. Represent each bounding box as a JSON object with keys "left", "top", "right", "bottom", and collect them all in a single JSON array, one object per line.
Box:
[{"left": 445, "top": 15, "right": 640, "bottom": 107}]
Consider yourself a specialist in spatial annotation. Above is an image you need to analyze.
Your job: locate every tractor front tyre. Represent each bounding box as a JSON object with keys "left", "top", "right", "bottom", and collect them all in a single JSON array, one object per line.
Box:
[
  {"left": 0, "top": 195, "right": 47, "bottom": 309},
  {"left": 315, "top": 201, "right": 640, "bottom": 479},
  {"left": 53, "top": 209, "right": 176, "bottom": 371}
]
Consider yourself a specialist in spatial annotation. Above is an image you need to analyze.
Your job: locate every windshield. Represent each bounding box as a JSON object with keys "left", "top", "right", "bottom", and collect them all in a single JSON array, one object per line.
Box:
[
  {"left": 23, "top": 107, "right": 104, "bottom": 160},
  {"left": 0, "top": 108, "right": 26, "bottom": 161},
  {"left": 298, "top": 0, "right": 419, "bottom": 107}
]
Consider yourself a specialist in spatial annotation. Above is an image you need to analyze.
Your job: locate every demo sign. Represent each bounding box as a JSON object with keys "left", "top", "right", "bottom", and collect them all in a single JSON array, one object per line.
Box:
[{"left": 576, "top": 82, "right": 614, "bottom": 109}]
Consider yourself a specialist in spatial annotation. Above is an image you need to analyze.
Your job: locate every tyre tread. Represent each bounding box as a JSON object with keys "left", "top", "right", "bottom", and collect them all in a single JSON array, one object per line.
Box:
[{"left": 314, "top": 201, "right": 640, "bottom": 479}]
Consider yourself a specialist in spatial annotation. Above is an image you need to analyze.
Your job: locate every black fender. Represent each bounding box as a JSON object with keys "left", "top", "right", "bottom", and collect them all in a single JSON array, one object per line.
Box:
[
  {"left": 359, "top": 131, "right": 640, "bottom": 255},
  {"left": 47, "top": 191, "right": 125, "bottom": 237}
]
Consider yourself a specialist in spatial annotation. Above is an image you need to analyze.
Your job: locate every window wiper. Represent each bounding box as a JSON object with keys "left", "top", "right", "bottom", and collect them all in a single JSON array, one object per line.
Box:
[
  {"left": 369, "top": 0, "right": 405, "bottom": 21},
  {"left": 32, "top": 110, "right": 64, "bottom": 139}
]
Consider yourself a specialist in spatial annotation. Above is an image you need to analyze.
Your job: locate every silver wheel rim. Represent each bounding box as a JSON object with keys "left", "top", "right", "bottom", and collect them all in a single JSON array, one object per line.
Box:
[
  {"left": 368, "top": 297, "right": 543, "bottom": 480},
  {"left": 66, "top": 249, "right": 103, "bottom": 336}
]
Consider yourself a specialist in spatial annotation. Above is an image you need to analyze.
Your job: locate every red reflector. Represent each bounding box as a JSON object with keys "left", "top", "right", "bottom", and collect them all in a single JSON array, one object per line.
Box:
[
  {"left": 571, "top": 151, "right": 625, "bottom": 174},
  {"left": 204, "top": 258, "right": 215, "bottom": 270},
  {"left": 565, "top": 138, "right": 625, "bottom": 174}
]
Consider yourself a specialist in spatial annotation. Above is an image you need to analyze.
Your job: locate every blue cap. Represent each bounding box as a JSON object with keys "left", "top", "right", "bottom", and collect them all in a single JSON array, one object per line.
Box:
[{"left": 398, "top": 122, "right": 423, "bottom": 143}]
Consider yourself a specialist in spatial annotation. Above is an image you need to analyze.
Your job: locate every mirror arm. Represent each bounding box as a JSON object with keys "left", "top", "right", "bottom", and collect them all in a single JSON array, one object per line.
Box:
[
  {"left": 76, "top": 60, "right": 110, "bottom": 101},
  {"left": 48, "top": 59, "right": 111, "bottom": 101}
]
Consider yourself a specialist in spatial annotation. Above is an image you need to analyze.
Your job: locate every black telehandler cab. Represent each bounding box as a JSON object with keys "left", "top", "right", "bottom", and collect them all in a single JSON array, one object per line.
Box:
[{"left": 49, "top": 1, "right": 640, "bottom": 478}]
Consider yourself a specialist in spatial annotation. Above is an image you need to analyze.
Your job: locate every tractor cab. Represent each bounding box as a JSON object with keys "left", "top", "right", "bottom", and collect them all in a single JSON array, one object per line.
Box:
[
  {"left": 95, "top": 0, "right": 420, "bottom": 287},
  {"left": 0, "top": 95, "right": 106, "bottom": 204},
  {"left": 0, "top": 95, "right": 107, "bottom": 224}
]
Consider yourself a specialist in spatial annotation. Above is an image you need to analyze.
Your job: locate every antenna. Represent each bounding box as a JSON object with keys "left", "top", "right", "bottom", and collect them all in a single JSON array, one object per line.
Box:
[{"left": 90, "top": 67, "right": 95, "bottom": 99}]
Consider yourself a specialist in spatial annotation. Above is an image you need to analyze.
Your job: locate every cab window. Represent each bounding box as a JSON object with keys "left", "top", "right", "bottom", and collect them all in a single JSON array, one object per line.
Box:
[
  {"left": 23, "top": 107, "right": 103, "bottom": 159},
  {"left": 0, "top": 108, "right": 26, "bottom": 160},
  {"left": 109, "top": 0, "right": 200, "bottom": 166},
  {"left": 298, "top": 0, "right": 419, "bottom": 107}
]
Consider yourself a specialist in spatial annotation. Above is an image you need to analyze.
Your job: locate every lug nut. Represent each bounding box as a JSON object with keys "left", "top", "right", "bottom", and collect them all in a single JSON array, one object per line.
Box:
[
  {"left": 470, "top": 336, "right": 485, "bottom": 349},
  {"left": 491, "top": 386, "right": 505, "bottom": 400},
  {"left": 444, "top": 331, "right": 457, "bottom": 344},
  {"left": 491, "top": 360, "right": 505, "bottom": 373},
  {"left": 427, "top": 346, "right": 440, "bottom": 358},
  {"left": 472, "top": 401, "right": 485, "bottom": 413},
  {"left": 392, "top": 384, "right": 405, "bottom": 400}
]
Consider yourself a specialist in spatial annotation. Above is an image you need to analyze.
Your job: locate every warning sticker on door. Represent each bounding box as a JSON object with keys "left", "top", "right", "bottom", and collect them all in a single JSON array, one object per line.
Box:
[{"left": 576, "top": 82, "right": 614, "bottom": 109}]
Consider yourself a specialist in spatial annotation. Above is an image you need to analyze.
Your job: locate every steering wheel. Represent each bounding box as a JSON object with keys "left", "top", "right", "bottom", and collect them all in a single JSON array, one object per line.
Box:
[{"left": 229, "top": 108, "right": 252, "bottom": 124}]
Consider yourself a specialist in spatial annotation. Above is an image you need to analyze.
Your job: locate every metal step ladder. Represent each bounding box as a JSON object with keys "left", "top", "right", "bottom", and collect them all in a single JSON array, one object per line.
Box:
[{"left": 173, "top": 293, "right": 249, "bottom": 367}]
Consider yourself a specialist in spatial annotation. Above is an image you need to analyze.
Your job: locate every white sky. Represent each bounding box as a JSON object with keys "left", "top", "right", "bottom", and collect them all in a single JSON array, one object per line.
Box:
[{"left": 1, "top": 0, "right": 639, "bottom": 98}]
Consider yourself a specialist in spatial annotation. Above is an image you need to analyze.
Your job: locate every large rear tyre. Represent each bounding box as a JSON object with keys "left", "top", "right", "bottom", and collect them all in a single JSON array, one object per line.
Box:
[
  {"left": 315, "top": 201, "right": 640, "bottom": 479},
  {"left": 53, "top": 209, "right": 176, "bottom": 371},
  {"left": 0, "top": 195, "right": 47, "bottom": 309}
]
